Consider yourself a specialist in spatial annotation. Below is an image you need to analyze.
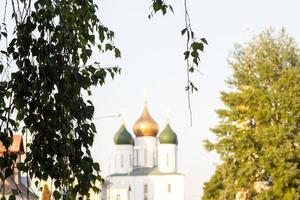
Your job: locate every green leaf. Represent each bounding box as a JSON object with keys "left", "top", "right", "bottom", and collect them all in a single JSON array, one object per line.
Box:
[
  {"left": 93, "top": 162, "right": 100, "bottom": 171},
  {"left": 189, "top": 67, "right": 194, "bottom": 72},
  {"left": 11, "top": 189, "right": 19, "bottom": 195},
  {"left": 184, "top": 51, "right": 190, "bottom": 59},
  {"left": 191, "top": 51, "right": 199, "bottom": 58},
  {"left": 201, "top": 38, "right": 208, "bottom": 45},
  {"left": 1, "top": 32, "right": 7, "bottom": 38},
  {"left": 181, "top": 28, "right": 187, "bottom": 36},
  {"left": 8, "top": 195, "right": 16, "bottom": 200},
  {"left": 114, "top": 48, "right": 121, "bottom": 58},
  {"left": 105, "top": 43, "right": 113, "bottom": 51},
  {"left": 16, "top": 163, "right": 28, "bottom": 171},
  {"left": 53, "top": 191, "right": 61, "bottom": 200},
  {"left": 0, "top": 64, "right": 3, "bottom": 74},
  {"left": 169, "top": 5, "right": 174, "bottom": 13}
]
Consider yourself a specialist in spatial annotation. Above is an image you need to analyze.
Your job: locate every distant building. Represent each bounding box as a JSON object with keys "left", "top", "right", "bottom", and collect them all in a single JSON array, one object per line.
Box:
[
  {"left": 103, "top": 104, "right": 184, "bottom": 200},
  {"left": 0, "top": 135, "right": 37, "bottom": 199}
]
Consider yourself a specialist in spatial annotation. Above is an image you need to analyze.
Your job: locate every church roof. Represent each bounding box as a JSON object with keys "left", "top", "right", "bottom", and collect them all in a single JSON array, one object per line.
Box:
[
  {"left": 159, "top": 123, "right": 178, "bottom": 144},
  {"left": 109, "top": 167, "right": 183, "bottom": 177},
  {"left": 133, "top": 104, "right": 159, "bottom": 137},
  {"left": 114, "top": 124, "right": 133, "bottom": 145}
]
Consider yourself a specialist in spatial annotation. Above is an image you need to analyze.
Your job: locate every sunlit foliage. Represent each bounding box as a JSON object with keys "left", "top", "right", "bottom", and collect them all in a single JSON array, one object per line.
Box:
[{"left": 203, "top": 29, "right": 300, "bottom": 200}]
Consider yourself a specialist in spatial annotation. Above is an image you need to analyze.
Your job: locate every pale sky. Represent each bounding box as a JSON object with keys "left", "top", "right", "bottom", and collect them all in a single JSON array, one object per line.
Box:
[
  {"left": 1, "top": 0, "right": 300, "bottom": 199},
  {"left": 89, "top": 1, "right": 300, "bottom": 199}
]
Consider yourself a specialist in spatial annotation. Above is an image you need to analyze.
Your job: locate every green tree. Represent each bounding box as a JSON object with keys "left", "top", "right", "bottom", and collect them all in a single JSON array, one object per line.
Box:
[
  {"left": 203, "top": 29, "right": 300, "bottom": 200},
  {"left": 0, "top": 0, "right": 206, "bottom": 199}
]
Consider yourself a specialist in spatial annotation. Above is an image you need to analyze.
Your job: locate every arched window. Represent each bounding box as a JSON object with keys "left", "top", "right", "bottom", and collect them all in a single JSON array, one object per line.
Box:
[{"left": 116, "top": 194, "right": 121, "bottom": 200}]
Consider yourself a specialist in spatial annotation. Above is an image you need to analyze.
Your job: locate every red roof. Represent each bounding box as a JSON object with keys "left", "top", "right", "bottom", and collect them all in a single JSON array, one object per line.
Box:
[{"left": 0, "top": 135, "right": 25, "bottom": 156}]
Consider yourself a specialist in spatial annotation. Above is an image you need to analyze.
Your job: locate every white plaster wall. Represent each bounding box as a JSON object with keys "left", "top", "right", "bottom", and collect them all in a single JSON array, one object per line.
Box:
[
  {"left": 109, "top": 187, "right": 129, "bottom": 200},
  {"left": 107, "top": 176, "right": 130, "bottom": 200},
  {"left": 108, "top": 175, "right": 184, "bottom": 200},
  {"left": 129, "top": 176, "right": 155, "bottom": 200},
  {"left": 154, "top": 175, "right": 185, "bottom": 200},
  {"left": 158, "top": 144, "right": 177, "bottom": 173},
  {"left": 133, "top": 137, "right": 157, "bottom": 167},
  {"left": 114, "top": 145, "right": 133, "bottom": 174}
]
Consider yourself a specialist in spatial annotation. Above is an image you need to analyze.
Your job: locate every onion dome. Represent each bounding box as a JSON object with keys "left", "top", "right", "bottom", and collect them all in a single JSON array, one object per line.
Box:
[
  {"left": 159, "top": 122, "right": 178, "bottom": 145},
  {"left": 114, "top": 124, "right": 133, "bottom": 145},
  {"left": 133, "top": 104, "right": 159, "bottom": 137}
]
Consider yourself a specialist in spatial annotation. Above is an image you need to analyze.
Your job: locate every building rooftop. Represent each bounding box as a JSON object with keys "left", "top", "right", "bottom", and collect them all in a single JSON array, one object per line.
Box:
[{"left": 109, "top": 167, "right": 183, "bottom": 177}]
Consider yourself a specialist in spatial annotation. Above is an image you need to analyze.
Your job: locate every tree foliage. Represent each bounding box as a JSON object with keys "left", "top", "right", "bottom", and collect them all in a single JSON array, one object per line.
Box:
[
  {"left": 203, "top": 29, "right": 300, "bottom": 200},
  {"left": 1, "top": 0, "right": 120, "bottom": 199}
]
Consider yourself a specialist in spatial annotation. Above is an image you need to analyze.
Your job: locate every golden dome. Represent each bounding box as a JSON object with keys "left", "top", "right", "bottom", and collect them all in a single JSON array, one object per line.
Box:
[{"left": 133, "top": 104, "right": 159, "bottom": 137}]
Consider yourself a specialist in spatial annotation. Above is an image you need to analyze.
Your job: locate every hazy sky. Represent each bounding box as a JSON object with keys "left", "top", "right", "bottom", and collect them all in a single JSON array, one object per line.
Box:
[
  {"left": 1, "top": 0, "right": 300, "bottom": 199},
  {"left": 89, "top": 1, "right": 300, "bottom": 199}
]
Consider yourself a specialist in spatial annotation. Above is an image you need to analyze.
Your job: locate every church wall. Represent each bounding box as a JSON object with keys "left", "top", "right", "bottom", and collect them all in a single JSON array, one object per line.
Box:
[
  {"left": 133, "top": 137, "right": 157, "bottom": 167},
  {"left": 106, "top": 176, "right": 130, "bottom": 200},
  {"left": 158, "top": 144, "right": 177, "bottom": 173},
  {"left": 109, "top": 187, "right": 129, "bottom": 200},
  {"left": 150, "top": 175, "right": 184, "bottom": 200},
  {"left": 114, "top": 145, "right": 133, "bottom": 174},
  {"left": 108, "top": 174, "right": 184, "bottom": 200},
  {"left": 130, "top": 176, "right": 155, "bottom": 200}
]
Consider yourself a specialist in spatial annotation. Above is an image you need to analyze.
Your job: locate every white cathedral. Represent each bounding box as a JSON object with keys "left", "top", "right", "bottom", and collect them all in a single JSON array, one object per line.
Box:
[{"left": 103, "top": 104, "right": 184, "bottom": 200}]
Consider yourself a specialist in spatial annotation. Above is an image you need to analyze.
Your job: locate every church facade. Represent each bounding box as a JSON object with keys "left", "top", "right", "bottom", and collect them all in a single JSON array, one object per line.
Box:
[{"left": 103, "top": 104, "right": 184, "bottom": 200}]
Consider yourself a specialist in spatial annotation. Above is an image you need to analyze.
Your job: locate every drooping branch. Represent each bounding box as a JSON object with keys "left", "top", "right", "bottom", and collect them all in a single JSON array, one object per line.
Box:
[{"left": 150, "top": 0, "right": 207, "bottom": 126}]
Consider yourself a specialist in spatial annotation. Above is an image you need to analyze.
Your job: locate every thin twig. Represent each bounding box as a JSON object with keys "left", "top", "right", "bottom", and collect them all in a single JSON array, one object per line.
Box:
[
  {"left": 184, "top": 0, "right": 193, "bottom": 126},
  {"left": 11, "top": 0, "right": 19, "bottom": 25},
  {"left": 10, "top": 175, "right": 25, "bottom": 200}
]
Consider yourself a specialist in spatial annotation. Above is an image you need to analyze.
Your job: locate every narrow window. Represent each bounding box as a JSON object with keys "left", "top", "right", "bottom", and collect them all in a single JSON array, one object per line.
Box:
[
  {"left": 144, "top": 184, "right": 148, "bottom": 193},
  {"left": 136, "top": 150, "right": 139, "bottom": 166},
  {"left": 153, "top": 148, "right": 155, "bottom": 165},
  {"left": 129, "top": 154, "right": 132, "bottom": 167},
  {"left": 121, "top": 154, "right": 124, "bottom": 168},
  {"left": 166, "top": 153, "right": 169, "bottom": 166},
  {"left": 168, "top": 184, "right": 172, "bottom": 192},
  {"left": 144, "top": 149, "right": 147, "bottom": 166},
  {"left": 144, "top": 184, "right": 148, "bottom": 200}
]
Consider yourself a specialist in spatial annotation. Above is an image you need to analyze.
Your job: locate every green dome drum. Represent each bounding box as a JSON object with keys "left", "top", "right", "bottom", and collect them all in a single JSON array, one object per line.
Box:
[
  {"left": 114, "top": 124, "right": 133, "bottom": 145},
  {"left": 159, "top": 123, "right": 178, "bottom": 144}
]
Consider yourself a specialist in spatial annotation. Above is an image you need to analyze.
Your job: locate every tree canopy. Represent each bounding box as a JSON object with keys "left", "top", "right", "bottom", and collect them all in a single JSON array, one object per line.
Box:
[{"left": 203, "top": 29, "right": 300, "bottom": 200}]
